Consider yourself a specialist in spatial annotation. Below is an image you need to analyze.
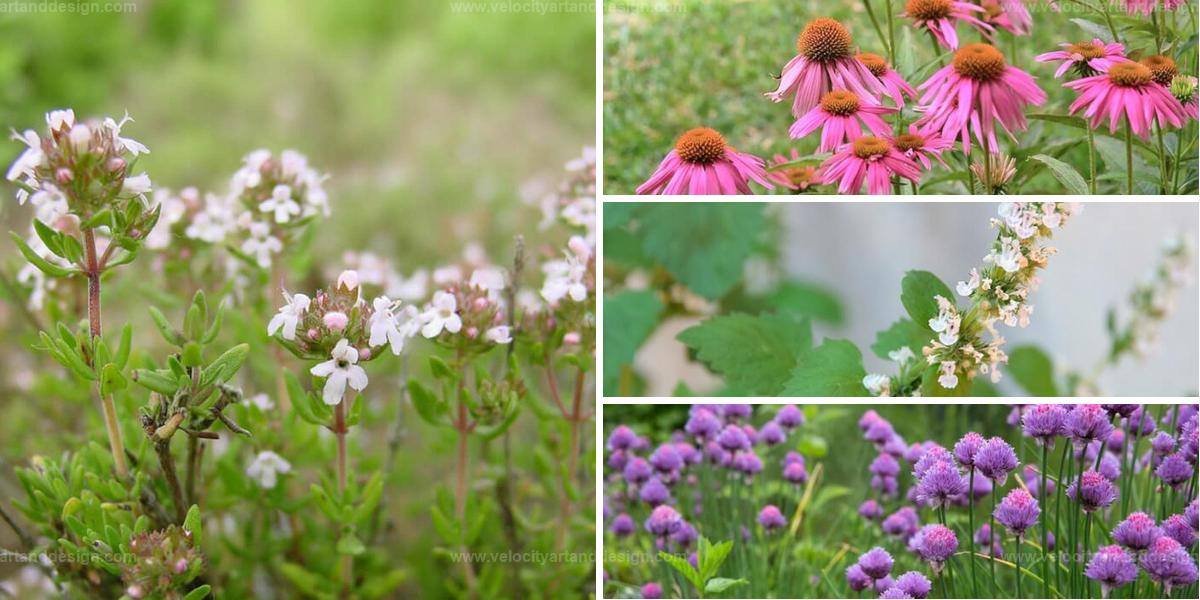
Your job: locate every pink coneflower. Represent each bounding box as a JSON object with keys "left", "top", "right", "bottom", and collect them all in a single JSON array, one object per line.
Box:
[
  {"left": 916, "top": 43, "right": 1047, "bottom": 154},
  {"left": 903, "top": 0, "right": 993, "bottom": 50},
  {"left": 1125, "top": 0, "right": 1186, "bottom": 16},
  {"left": 636, "top": 128, "right": 775, "bottom": 195},
  {"left": 857, "top": 53, "right": 918, "bottom": 107},
  {"left": 1035, "top": 39, "right": 1130, "bottom": 78},
  {"left": 979, "top": 0, "right": 1032, "bottom": 37},
  {"left": 1172, "top": 76, "right": 1198, "bottom": 121},
  {"left": 790, "top": 90, "right": 897, "bottom": 151},
  {"left": 766, "top": 149, "right": 817, "bottom": 192},
  {"left": 1065, "top": 62, "right": 1187, "bottom": 140},
  {"left": 1141, "top": 55, "right": 1178, "bottom": 87},
  {"left": 815, "top": 137, "right": 921, "bottom": 195},
  {"left": 885, "top": 125, "right": 954, "bottom": 170},
  {"left": 766, "top": 18, "right": 884, "bottom": 117}
]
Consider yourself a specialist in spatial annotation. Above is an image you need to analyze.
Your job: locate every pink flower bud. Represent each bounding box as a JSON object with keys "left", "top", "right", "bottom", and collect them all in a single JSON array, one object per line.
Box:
[
  {"left": 359, "top": 347, "right": 371, "bottom": 360},
  {"left": 564, "top": 332, "right": 581, "bottom": 345},
  {"left": 127, "top": 585, "right": 145, "bottom": 599},
  {"left": 545, "top": 317, "right": 556, "bottom": 329},
  {"left": 466, "top": 326, "right": 479, "bottom": 338},
  {"left": 107, "top": 157, "right": 126, "bottom": 173},
  {"left": 307, "top": 328, "right": 319, "bottom": 340},
  {"left": 323, "top": 311, "right": 349, "bottom": 332},
  {"left": 568, "top": 235, "right": 591, "bottom": 260},
  {"left": 337, "top": 270, "right": 360, "bottom": 292},
  {"left": 68, "top": 123, "right": 91, "bottom": 151},
  {"left": 55, "top": 167, "right": 73, "bottom": 184},
  {"left": 174, "top": 558, "right": 189, "bottom": 574},
  {"left": 473, "top": 297, "right": 488, "bottom": 310}
]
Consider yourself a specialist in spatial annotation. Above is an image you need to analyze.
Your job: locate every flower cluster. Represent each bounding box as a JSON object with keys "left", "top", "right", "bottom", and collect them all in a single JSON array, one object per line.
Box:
[{"left": 1120, "top": 236, "right": 1194, "bottom": 358}]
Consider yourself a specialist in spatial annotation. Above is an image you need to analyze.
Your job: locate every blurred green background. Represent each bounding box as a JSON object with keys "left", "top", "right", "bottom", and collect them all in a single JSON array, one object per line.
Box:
[{"left": 0, "top": 0, "right": 594, "bottom": 596}]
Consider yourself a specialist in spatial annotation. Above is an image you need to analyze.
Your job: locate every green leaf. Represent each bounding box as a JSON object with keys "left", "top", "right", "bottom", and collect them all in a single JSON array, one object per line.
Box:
[
  {"left": 10, "top": 231, "right": 73, "bottom": 277},
  {"left": 285, "top": 371, "right": 324, "bottom": 426},
  {"left": 428, "top": 356, "right": 457, "bottom": 380},
  {"left": 336, "top": 531, "right": 366, "bottom": 556},
  {"left": 32, "top": 219, "right": 65, "bottom": 258},
  {"left": 698, "top": 538, "right": 733, "bottom": 582},
  {"left": 705, "top": 578, "right": 749, "bottom": 594},
  {"left": 113, "top": 323, "right": 132, "bottom": 370},
  {"left": 198, "top": 343, "right": 249, "bottom": 388},
  {"left": 1028, "top": 154, "right": 1089, "bottom": 195},
  {"left": 1070, "top": 18, "right": 1112, "bottom": 41},
  {"left": 407, "top": 380, "right": 449, "bottom": 427},
  {"left": 352, "top": 474, "right": 385, "bottom": 524},
  {"left": 1007, "top": 345, "right": 1059, "bottom": 396},
  {"left": 765, "top": 280, "right": 845, "bottom": 325},
  {"left": 638, "top": 203, "right": 766, "bottom": 299},
  {"left": 603, "top": 201, "right": 638, "bottom": 230},
  {"left": 183, "top": 585, "right": 212, "bottom": 600},
  {"left": 183, "top": 504, "right": 202, "bottom": 546},
  {"left": 780, "top": 339, "right": 869, "bottom": 397},
  {"left": 871, "top": 318, "right": 930, "bottom": 361},
  {"left": 429, "top": 505, "right": 458, "bottom": 544},
  {"left": 99, "top": 363, "right": 127, "bottom": 395},
  {"left": 677, "top": 313, "right": 812, "bottom": 395},
  {"left": 658, "top": 552, "right": 703, "bottom": 595},
  {"left": 603, "top": 290, "right": 663, "bottom": 395},
  {"left": 132, "top": 368, "right": 179, "bottom": 395},
  {"left": 797, "top": 434, "right": 829, "bottom": 458},
  {"left": 148, "top": 306, "right": 185, "bottom": 346},
  {"left": 900, "top": 270, "right": 954, "bottom": 329}
]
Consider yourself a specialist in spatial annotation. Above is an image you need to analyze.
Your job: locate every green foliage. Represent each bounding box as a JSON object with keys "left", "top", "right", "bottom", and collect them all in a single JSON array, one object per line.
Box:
[
  {"left": 637, "top": 203, "right": 767, "bottom": 299},
  {"left": 1008, "top": 345, "right": 1059, "bottom": 396},
  {"left": 899, "top": 270, "right": 954, "bottom": 328},
  {"left": 871, "top": 318, "right": 930, "bottom": 361},
  {"left": 677, "top": 313, "right": 811, "bottom": 395},
  {"left": 603, "top": 290, "right": 664, "bottom": 393},
  {"left": 781, "top": 339, "right": 869, "bottom": 397}
]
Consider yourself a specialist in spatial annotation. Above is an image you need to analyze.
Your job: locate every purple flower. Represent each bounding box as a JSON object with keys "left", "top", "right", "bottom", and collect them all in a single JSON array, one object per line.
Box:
[
  {"left": 623, "top": 457, "right": 652, "bottom": 485},
  {"left": 1155, "top": 452, "right": 1193, "bottom": 488},
  {"left": 1113, "top": 512, "right": 1163, "bottom": 551},
  {"left": 784, "top": 451, "right": 804, "bottom": 466},
  {"left": 872, "top": 475, "right": 899, "bottom": 498},
  {"left": 783, "top": 461, "right": 809, "bottom": 485},
  {"left": 1162, "top": 514, "right": 1196, "bottom": 547},
  {"left": 608, "top": 449, "right": 629, "bottom": 470},
  {"left": 670, "top": 521, "right": 698, "bottom": 549},
  {"left": 1125, "top": 407, "right": 1157, "bottom": 438},
  {"left": 904, "top": 442, "right": 928, "bottom": 464},
  {"left": 1106, "top": 428, "right": 1125, "bottom": 453},
  {"left": 732, "top": 451, "right": 763, "bottom": 477},
  {"left": 846, "top": 564, "right": 872, "bottom": 591},
  {"left": 859, "top": 499, "right": 883, "bottom": 521},
  {"left": 640, "top": 582, "right": 662, "bottom": 599},
  {"left": 685, "top": 408, "right": 721, "bottom": 440},
  {"left": 865, "top": 420, "right": 896, "bottom": 446},
  {"left": 1066, "top": 471, "right": 1118, "bottom": 512},
  {"left": 1007, "top": 405, "right": 1025, "bottom": 426},
  {"left": 857, "top": 547, "right": 894, "bottom": 579},
  {"left": 688, "top": 552, "right": 698, "bottom": 570},
  {"left": 975, "top": 437, "right": 1019, "bottom": 484},
  {"left": 1152, "top": 432, "right": 1176, "bottom": 456},
  {"left": 994, "top": 488, "right": 1040, "bottom": 537},
  {"left": 607, "top": 425, "right": 637, "bottom": 451},
  {"left": 674, "top": 441, "right": 701, "bottom": 466},
  {"left": 644, "top": 505, "right": 682, "bottom": 537},
  {"left": 975, "top": 524, "right": 1004, "bottom": 558},
  {"left": 871, "top": 453, "right": 901, "bottom": 478},
  {"left": 1186, "top": 500, "right": 1198, "bottom": 529},
  {"left": 954, "top": 432, "right": 985, "bottom": 467},
  {"left": 1141, "top": 536, "right": 1199, "bottom": 593},
  {"left": 723, "top": 403, "right": 752, "bottom": 421},
  {"left": 1098, "top": 453, "right": 1121, "bottom": 481},
  {"left": 758, "top": 504, "right": 787, "bottom": 531},
  {"left": 882, "top": 435, "right": 908, "bottom": 458},
  {"left": 611, "top": 513, "right": 635, "bottom": 537},
  {"left": 760, "top": 421, "right": 785, "bottom": 446},
  {"left": 649, "top": 444, "right": 682, "bottom": 474},
  {"left": 1180, "top": 416, "right": 1198, "bottom": 460},
  {"left": 639, "top": 477, "right": 671, "bottom": 506},
  {"left": 879, "top": 587, "right": 913, "bottom": 599},
  {"left": 741, "top": 424, "right": 758, "bottom": 446},
  {"left": 703, "top": 441, "right": 729, "bottom": 466},
  {"left": 1102, "top": 404, "right": 1139, "bottom": 418},
  {"left": 1086, "top": 545, "right": 1138, "bottom": 597},
  {"left": 915, "top": 524, "right": 959, "bottom": 572},
  {"left": 716, "top": 424, "right": 750, "bottom": 452},
  {"left": 873, "top": 576, "right": 895, "bottom": 594},
  {"left": 776, "top": 404, "right": 804, "bottom": 429},
  {"left": 913, "top": 444, "right": 953, "bottom": 480},
  {"left": 859, "top": 409, "right": 882, "bottom": 431},
  {"left": 1066, "top": 404, "right": 1115, "bottom": 448},
  {"left": 1023, "top": 404, "right": 1067, "bottom": 446},
  {"left": 894, "top": 571, "right": 931, "bottom": 599},
  {"left": 915, "top": 460, "right": 967, "bottom": 508},
  {"left": 882, "top": 507, "right": 920, "bottom": 540}
]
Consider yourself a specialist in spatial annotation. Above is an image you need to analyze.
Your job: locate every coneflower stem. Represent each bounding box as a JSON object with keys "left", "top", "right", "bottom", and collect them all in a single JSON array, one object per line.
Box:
[
  {"left": 83, "top": 228, "right": 128, "bottom": 480},
  {"left": 884, "top": 0, "right": 896, "bottom": 67},
  {"left": 968, "top": 467, "right": 979, "bottom": 597},
  {"left": 1088, "top": 128, "right": 1097, "bottom": 194},
  {"left": 1125, "top": 121, "right": 1134, "bottom": 194},
  {"left": 1041, "top": 445, "right": 1049, "bottom": 600},
  {"left": 1156, "top": 124, "right": 1168, "bottom": 193}
]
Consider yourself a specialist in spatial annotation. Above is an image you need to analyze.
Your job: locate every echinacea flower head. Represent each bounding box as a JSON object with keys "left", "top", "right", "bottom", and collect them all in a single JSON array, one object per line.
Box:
[
  {"left": 857, "top": 547, "right": 894, "bottom": 579},
  {"left": 758, "top": 504, "right": 787, "bottom": 531},
  {"left": 1141, "top": 55, "right": 1178, "bottom": 87},
  {"left": 915, "top": 460, "right": 967, "bottom": 508},
  {"left": 903, "top": 0, "right": 993, "bottom": 49},
  {"left": 789, "top": 90, "right": 897, "bottom": 150},
  {"left": 1066, "top": 404, "right": 1115, "bottom": 448},
  {"left": 636, "top": 128, "right": 774, "bottom": 195},
  {"left": 915, "top": 524, "right": 959, "bottom": 572},
  {"left": 954, "top": 431, "right": 986, "bottom": 467},
  {"left": 1171, "top": 76, "right": 1198, "bottom": 120},
  {"left": 1065, "top": 62, "right": 1188, "bottom": 140},
  {"left": 644, "top": 505, "right": 682, "bottom": 538},
  {"left": 1162, "top": 514, "right": 1197, "bottom": 547},
  {"left": 1141, "top": 536, "right": 1199, "bottom": 593},
  {"left": 994, "top": 488, "right": 1040, "bottom": 537},
  {"left": 1036, "top": 39, "right": 1129, "bottom": 78},
  {"left": 766, "top": 18, "right": 885, "bottom": 117},
  {"left": 815, "top": 137, "right": 921, "bottom": 194},
  {"left": 766, "top": 149, "right": 815, "bottom": 191},
  {"left": 1067, "top": 470, "right": 1118, "bottom": 512},
  {"left": 975, "top": 436, "right": 1019, "bottom": 484},
  {"left": 1155, "top": 452, "right": 1193, "bottom": 488},
  {"left": 885, "top": 126, "right": 953, "bottom": 171},
  {"left": 857, "top": 53, "right": 918, "bottom": 107},
  {"left": 978, "top": 0, "right": 1032, "bottom": 37},
  {"left": 1022, "top": 404, "right": 1067, "bottom": 446},
  {"left": 1086, "top": 545, "right": 1138, "bottom": 598},
  {"left": 894, "top": 571, "right": 932, "bottom": 599},
  {"left": 916, "top": 43, "right": 1047, "bottom": 154}
]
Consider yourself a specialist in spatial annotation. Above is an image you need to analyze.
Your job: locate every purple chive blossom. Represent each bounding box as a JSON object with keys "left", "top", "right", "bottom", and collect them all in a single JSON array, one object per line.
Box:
[
  {"left": 866, "top": 420, "right": 896, "bottom": 446},
  {"left": 975, "top": 437, "right": 1019, "bottom": 485},
  {"left": 859, "top": 410, "right": 882, "bottom": 431},
  {"left": 1102, "top": 404, "right": 1139, "bottom": 418},
  {"left": 1152, "top": 432, "right": 1176, "bottom": 456},
  {"left": 882, "top": 435, "right": 908, "bottom": 458},
  {"left": 607, "top": 425, "right": 638, "bottom": 451},
  {"left": 608, "top": 449, "right": 629, "bottom": 470},
  {"left": 859, "top": 499, "right": 883, "bottom": 521},
  {"left": 961, "top": 472, "right": 993, "bottom": 502},
  {"left": 641, "top": 582, "right": 662, "bottom": 599},
  {"left": 688, "top": 552, "right": 698, "bottom": 570},
  {"left": 913, "top": 444, "right": 953, "bottom": 480},
  {"left": 1186, "top": 500, "right": 1198, "bottom": 529},
  {"left": 1113, "top": 512, "right": 1163, "bottom": 551},
  {"left": 776, "top": 404, "right": 804, "bottom": 429},
  {"left": 873, "top": 576, "right": 895, "bottom": 594},
  {"left": 784, "top": 450, "right": 804, "bottom": 466},
  {"left": 611, "top": 513, "right": 635, "bottom": 537},
  {"left": 975, "top": 524, "right": 1004, "bottom": 558},
  {"left": 670, "top": 521, "right": 698, "bottom": 549},
  {"left": 1086, "top": 545, "right": 1138, "bottom": 598},
  {"left": 994, "top": 488, "right": 1040, "bottom": 538},
  {"left": 915, "top": 524, "right": 959, "bottom": 573},
  {"left": 904, "top": 442, "right": 928, "bottom": 464},
  {"left": 759, "top": 504, "right": 787, "bottom": 531},
  {"left": 639, "top": 477, "right": 671, "bottom": 506},
  {"left": 723, "top": 403, "right": 752, "bottom": 421},
  {"left": 674, "top": 441, "right": 701, "bottom": 466},
  {"left": 1106, "top": 428, "right": 1125, "bottom": 453},
  {"left": 872, "top": 475, "right": 899, "bottom": 498},
  {"left": 1066, "top": 404, "right": 1115, "bottom": 448},
  {"left": 915, "top": 460, "right": 967, "bottom": 508},
  {"left": 741, "top": 424, "right": 758, "bottom": 446},
  {"left": 649, "top": 444, "right": 682, "bottom": 474},
  {"left": 1125, "top": 407, "right": 1157, "bottom": 438},
  {"left": 954, "top": 432, "right": 986, "bottom": 467},
  {"left": 894, "top": 571, "right": 932, "bottom": 599},
  {"left": 857, "top": 547, "right": 894, "bottom": 580},
  {"left": 760, "top": 421, "right": 785, "bottom": 446},
  {"left": 716, "top": 424, "right": 750, "bottom": 452},
  {"left": 1141, "top": 536, "right": 1199, "bottom": 593},
  {"left": 685, "top": 408, "right": 721, "bottom": 440},
  {"left": 732, "top": 451, "right": 763, "bottom": 478},
  {"left": 703, "top": 441, "right": 729, "bottom": 466},
  {"left": 879, "top": 587, "right": 913, "bottom": 599},
  {"left": 645, "top": 505, "right": 682, "bottom": 538},
  {"left": 846, "top": 564, "right": 872, "bottom": 592},
  {"left": 882, "top": 507, "right": 920, "bottom": 540},
  {"left": 871, "top": 453, "right": 901, "bottom": 478},
  {"left": 1155, "top": 452, "right": 1193, "bottom": 489},
  {"left": 1067, "top": 471, "right": 1119, "bottom": 512},
  {"left": 784, "top": 461, "right": 809, "bottom": 485},
  {"left": 623, "top": 457, "right": 652, "bottom": 485},
  {"left": 1162, "top": 514, "right": 1197, "bottom": 547},
  {"left": 1098, "top": 453, "right": 1121, "bottom": 481},
  {"left": 1022, "top": 404, "right": 1067, "bottom": 447}
]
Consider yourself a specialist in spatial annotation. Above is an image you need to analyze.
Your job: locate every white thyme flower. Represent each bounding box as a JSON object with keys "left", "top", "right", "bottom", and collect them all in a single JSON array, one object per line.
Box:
[
  {"left": 927, "top": 296, "right": 961, "bottom": 346},
  {"left": 863, "top": 373, "right": 891, "bottom": 396},
  {"left": 102, "top": 111, "right": 150, "bottom": 157},
  {"left": 266, "top": 292, "right": 310, "bottom": 340},
  {"left": 368, "top": 296, "right": 420, "bottom": 355},
  {"left": 310, "top": 338, "right": 368, "bottom": 405},
  {"left": 888, "top": 346, "right": 915, "bottom": 365},
  {"left": 67, "top": 123, "right": 91, "bottom": 152},
  {"left": 185, "top": 194, "right": 235, "bottom": 243},
  {"left": 420, "top": 290, "right": 463, "bottom": 338},
  {"left": 956, "top": 268, "right": 981, "bottom": 297},
  {"left": 469, "top": 267, "right": 506, "bottom": 295},
  {"left": 937, "top": 361, "right": 959, "bottom": 389},
  {"left": 46, "top": 108, "right": 75, "bottom": 131},
  {"left": 432, "top": 265, "right": 463, "bottom": 286},
  {"left": 485, "top": 325, "right": 513, "bottom": 344},
  {"left": 541, "top": 240, "right": 590, "bottom": 304},
  {"left": 243, "top": 393, "right": 275, "bottom": 411},
  {"left": 246, "top": 451, "right": 291, "bottom": 489},
  {"left": 260, "top": 184, "right": 301, "bottom": 224},
  {"left": 121, "top": 172, "right": 152, "bottom": 197},
  {"left": 6, "top": 129, "right": 44, "bottom": 183},
  {"left": 387, "top": 268, "right": 429, "bottom": 302},
  {"left": 241, "top": 222, "right": 282, "bottom": 268}
]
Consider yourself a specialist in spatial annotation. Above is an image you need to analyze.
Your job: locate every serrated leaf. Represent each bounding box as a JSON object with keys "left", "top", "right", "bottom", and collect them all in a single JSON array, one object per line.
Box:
[
  {"left": 698, "top": 538, "right": 733, "bottom": 582},
  {"left": 1007, "top": 345, "right": 1059, "bottom": 396},
  {"left": 658, "top": 551, "right": 703, "bottom": 595},
  {"left": 900, "top": 270, "right": 954, "bottom": 329},
  {"left": 1029, "top": 154, "right": 1089, "bottom": 195},
  {"left": 638, "top": 203, "right": 766, "bottom": 299},
  {"left": 677, "top": 313, "right": 812, "bottom": 395},
  {"left": 705, "top": 577, "right": 748, "bottom": 594},
  {"left": 765, "top": 280, "right": 844, "bottom": 325},
  {"left": 603, "top": 290, "right": 663, "bottom": 395},
  {"left": 871, "top": 318, "right": 930, "bottom": 360},
  {"left": 780, "top": 339, "right": 869, "bottom": 397}
]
